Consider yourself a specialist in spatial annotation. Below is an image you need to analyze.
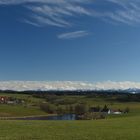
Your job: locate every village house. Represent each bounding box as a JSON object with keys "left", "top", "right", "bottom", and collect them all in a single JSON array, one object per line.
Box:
[
  {"left": 0, "top": 96, "right": 9, "bottom": 104},
  {"left": 89, "top": 106, "right": 123, "bottom": 115},
  {"left": 108, "top": 109, "right": 122, "bottom": 115},
  {"left": 0, "top": 96, "right": 25, "bottom": 104}
]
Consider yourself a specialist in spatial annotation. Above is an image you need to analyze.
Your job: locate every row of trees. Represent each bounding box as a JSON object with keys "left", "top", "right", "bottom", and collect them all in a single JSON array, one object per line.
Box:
[
  {"left": 40, "top": 103, "right": 88, "bottom": 115},
  {"left": 40, "top": 103, "right": 130, "bottom": 120},
  {"left": 40, "top": 103, "right": 109, "bottom": 119}
]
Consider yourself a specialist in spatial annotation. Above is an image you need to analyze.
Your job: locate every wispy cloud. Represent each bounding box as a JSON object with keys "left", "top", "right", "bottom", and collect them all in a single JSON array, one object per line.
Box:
[
  {"left": 0, "top": 0, "right": 90, "bottom": 5},
  {"left": 0, "top": 0, "right": 92, "bottom": 28},
  {"left": 1, "top": 0, "right": 140, "bottom": 31},
  {"left": 58, "top": 30, "right": 89, "bottom": 39},
  {"left": 25, "top": 1, "right": 92, "bottom": 28},
  {"left": 22, "top": 19, "right": 41, "bottom": 27},
  {"left": 102, "top": 0, "right": 140, "bottom": 25}
]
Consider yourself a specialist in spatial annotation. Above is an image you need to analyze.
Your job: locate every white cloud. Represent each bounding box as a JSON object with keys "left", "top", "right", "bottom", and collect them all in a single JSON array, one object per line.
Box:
[
  {"left": 25, "top": 1, "right": 91, "bottom": 28},
  {"left": 0, "top": 0, "right": 65, "bottom": 5},
  {"left": 101, "top": 0, "right": 140, "bottom": 25},
  {"left": 58, "top": 30, "right": 89, "bottom": 39},
  {"left": 0, "top": 81, "right": 140, "bottom": 91},
  {"left": 30, "top": 15, "right": 71, "bottom": 27},
  {"left": 0, "top": 0, "right": 92, "bottom": 28},
  {"left": 1, "top": 0, "right": 140, "bottom": 32},
  {"left": 0, "top": 0, "right": 89, "bottom": 5},
  {"left": 22, "top": 19, "right": 41, "bottom": 27}
]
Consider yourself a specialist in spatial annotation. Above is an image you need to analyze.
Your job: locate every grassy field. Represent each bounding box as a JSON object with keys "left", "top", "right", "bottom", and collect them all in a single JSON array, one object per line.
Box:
[
  {"left": 0, "top": 116, "right": 140, "bottom": 140},
  {"left": 0, "top": 104, "right": 47, "bottom": 117},
  {"left": 0, "top": 93, "right": 139, "bottom": 140},
  {"left": 0, "top": 93, "right": 140, "bottom": 117},
  {"left": 0, "top": 93, "right": 47, "bottom": 117}
]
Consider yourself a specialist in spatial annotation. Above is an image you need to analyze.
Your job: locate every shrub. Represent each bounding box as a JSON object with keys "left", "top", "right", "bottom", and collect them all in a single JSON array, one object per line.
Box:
[{"left": 40, "top": 103, "right": 56, "bottom": 114}]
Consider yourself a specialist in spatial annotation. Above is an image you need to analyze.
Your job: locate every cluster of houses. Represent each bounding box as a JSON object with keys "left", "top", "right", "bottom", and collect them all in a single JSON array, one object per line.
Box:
[
  {"left": 0, "top": 96, "right": 25, "bottom": 105},
  {"left": 89, "top": 105, "right": 129, "bottom": 115}
]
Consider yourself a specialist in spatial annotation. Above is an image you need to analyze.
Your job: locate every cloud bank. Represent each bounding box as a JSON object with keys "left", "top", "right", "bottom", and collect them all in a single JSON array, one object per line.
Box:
[{"left": 0, "top": 81, "right": 140, "bottom": 91}]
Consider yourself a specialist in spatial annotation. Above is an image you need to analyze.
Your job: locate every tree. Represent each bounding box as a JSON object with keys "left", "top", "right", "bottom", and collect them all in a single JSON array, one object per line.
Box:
[
  {"left": 101, "top": 105, "right": 109, "bottom": 112},
  {"left": 56, "top": 106, "right": 64, "bottom": 115},
  {"left": 40, "top": 103, "right": 56, "bottom": 114},
  {"left": 74, "top": 104, "right": 89, "bottom": 115},
  {"left": 124, "top": 107, "right": 130, "bottom": 113}
]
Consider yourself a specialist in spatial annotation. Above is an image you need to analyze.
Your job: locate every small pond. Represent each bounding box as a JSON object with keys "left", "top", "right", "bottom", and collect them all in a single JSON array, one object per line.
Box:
[{"left": 11, "top": 114, "right": 77, "bottom": 120}]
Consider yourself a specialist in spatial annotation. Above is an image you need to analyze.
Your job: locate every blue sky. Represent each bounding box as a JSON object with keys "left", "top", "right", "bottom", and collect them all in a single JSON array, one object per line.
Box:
[{"left": 0, "top": 0, "right": 140, "bottom": 82}]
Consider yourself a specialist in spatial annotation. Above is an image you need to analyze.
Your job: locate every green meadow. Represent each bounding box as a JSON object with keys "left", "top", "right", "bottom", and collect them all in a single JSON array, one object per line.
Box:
[
  {"left": 0, "top": 93, "right": 47, "bottom": 117},
  {"left": 0, "top": 116, "right": 140, "bottom": 140},
  {"left": 0, "top": 92, "right": 140, "bottom": 140},
  {"left": 0, "top": 93, "right": 140, "bottom": 117}
]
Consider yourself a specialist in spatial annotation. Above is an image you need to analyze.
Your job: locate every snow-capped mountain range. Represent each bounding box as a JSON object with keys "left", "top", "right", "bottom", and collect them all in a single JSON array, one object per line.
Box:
[{"left": 0, "top": 81, "right": 140, "bottom": 93}]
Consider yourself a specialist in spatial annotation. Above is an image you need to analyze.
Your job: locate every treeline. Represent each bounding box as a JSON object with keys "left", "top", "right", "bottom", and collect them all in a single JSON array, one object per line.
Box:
[
  {"left": 40, "top": 103, "right": 86, "bottom": 115},
  {"left": 40, "top": 103, "right": 109, "bottom": 120},
  {"left": 1, "top": 90, "right": 140, "bottom": 95},
  {"left": 40, "top": 103, "right": 129, "bottom": 120},
  {"left": 1, "top": 90, "right": 140, "bottom": 102},
  {"left": 86, "top": 93, "right": 140, "bottom": 102},
  {"left": 33, "top": 92, "right": 140, "bottom": 102}
]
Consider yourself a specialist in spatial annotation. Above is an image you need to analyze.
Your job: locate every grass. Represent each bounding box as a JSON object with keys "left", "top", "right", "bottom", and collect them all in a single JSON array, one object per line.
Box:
[
  {"left": 0, "top": 93, "right": 139, "bottom": 140},
  {"left": 0, "top": 93, "right": 47, "bottom": 117},
  {"left": 0, "top": 93, "right": 140, "bottom": 117},
  {"left": 0, "top": 104, "right": 47, "bottom": 117},
  {"left": 0, "top": 93, "right": 45, "bottom": 104},
  {"left": 0, "top": 116, "right": 140, "bottom": 140}
]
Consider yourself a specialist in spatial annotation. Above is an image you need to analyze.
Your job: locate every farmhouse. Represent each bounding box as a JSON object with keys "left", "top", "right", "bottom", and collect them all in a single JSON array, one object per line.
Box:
[
  {"left": 113, "top": 110, "right": 122, "bottom": 115},
  {"left": 89, "top": 107, "right": 123, "bottom": 115},
  {"left": 108, "top": 109, "right": 122, "bottom": 115},
  {"left": 0, "top": 96, "right": 9, "bottom": 103}
]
